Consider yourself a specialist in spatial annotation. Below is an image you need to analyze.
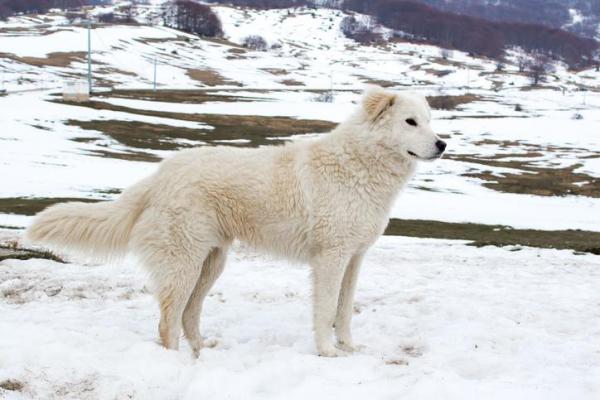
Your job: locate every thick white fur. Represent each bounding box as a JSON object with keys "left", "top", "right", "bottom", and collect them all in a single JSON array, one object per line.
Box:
[{"left": 26, "top": 86, "right": 444, "bottom": 357}]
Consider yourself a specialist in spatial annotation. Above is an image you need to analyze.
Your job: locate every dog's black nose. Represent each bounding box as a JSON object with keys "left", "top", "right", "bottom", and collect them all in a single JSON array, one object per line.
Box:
[{"left": 436, "top": 140, "right": 447, "bottom": 152}]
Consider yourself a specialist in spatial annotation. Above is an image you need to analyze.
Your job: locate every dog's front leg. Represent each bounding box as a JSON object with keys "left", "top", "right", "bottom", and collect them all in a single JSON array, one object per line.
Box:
[
  {"left": 311, "top": 249, "right": 351, "bottom": 357},
  {"left": 334, "top": 252, "right": 365, "bottom": 352}
]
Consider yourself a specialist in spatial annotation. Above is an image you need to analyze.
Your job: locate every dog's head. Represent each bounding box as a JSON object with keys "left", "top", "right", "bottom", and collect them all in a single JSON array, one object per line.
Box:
[{"left": 362, "top": 86, "right": 446, "bottom": 161}]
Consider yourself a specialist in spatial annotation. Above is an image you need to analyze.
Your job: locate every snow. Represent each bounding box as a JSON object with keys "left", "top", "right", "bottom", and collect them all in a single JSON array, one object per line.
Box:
[
  {"left": 1, "top": 86, "right": 600, "bottom": 231},
  {"left": 1, "top": 5, "right": 600, "bottom": 398},
  {"left": 1, "top": 236, "right": 599, "bottom": 399}
]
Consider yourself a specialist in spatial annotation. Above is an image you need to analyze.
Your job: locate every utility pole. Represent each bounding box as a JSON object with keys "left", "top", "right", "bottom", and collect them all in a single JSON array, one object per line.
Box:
[
  {"left": 153, "top": 58, "right": 157, "bottom": 93},
  {"left": 87, "top": 20, "right": 92, "bottom": 95},
  {"left": 466, "top": 66, "right": 470, "bottom": 89}
]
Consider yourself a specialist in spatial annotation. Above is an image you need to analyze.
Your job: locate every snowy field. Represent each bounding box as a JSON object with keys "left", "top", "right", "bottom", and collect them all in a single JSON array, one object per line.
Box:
[
  {"left": 1, "top": 3, "right": 600, "bottom": 400},
  {"left": 2, "top": 237, "right": 599, "bottom": 399}
]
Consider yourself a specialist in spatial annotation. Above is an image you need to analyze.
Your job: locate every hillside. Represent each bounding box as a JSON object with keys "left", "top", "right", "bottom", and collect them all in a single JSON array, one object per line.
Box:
[
  {"left": 1, "top": 3, "right": 600, "bottom": 399},
  {"left": 414, "top": 0, "right": 600, "bottom": 40}
]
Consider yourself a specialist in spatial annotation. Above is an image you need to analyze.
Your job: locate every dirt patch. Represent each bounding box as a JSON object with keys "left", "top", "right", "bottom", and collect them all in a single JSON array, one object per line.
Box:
[
  {"left": 0, "top": 51, "right": 87, "bottom": 67},
  {"left": 98, "top": 89, "right": 261, "bottom": 104},
  {"left": 465, "top": 163, "right": 600, "bottom": 198},
  {"left": 385, "top": 219, "right": 600, "bottom": 255},
  {"left": 83, "top": 148, "right": 161, "bottom": 162},
  {"left": 68, "top": 120, "right": 209, "bottom": 151},
  {"left": 186, "top": 69, "right": 243, "bottom": 87},
  {"left": 0, "top": 379, "right": 24, "bottom": 392},
  {"left": 57, "top": 99, "right": 336, "bottom": 150},
  {"left": 133, "top": 35, "right": 190, "bottom": 44},
  {"left": 354, "top": 75, "right": 399, "bottom": 88},
  {"left": 0, "top": 197, "right": 100, "bottom": 216},
  {"left": 426, "top": 94, "right": 480, "bottom": 110},
  {"left": 94, "top": 66, "right": 138, "bottom": 77},
  {"left": 261, "top": 68, "right": 289, "bottom": 76},
  {"left": 280, "top": 79, "right": 304, "bottom": 86},
  {"left": 449, "top": 154, "right": 600, "bottom": 198},
  {"left": 0, "top": 242, "right": 65, "bottom": 263},
  {"left": 423, "top": 68, "right": 453, "bottom": 77},
  {"left": 67, "top": 113, "right": 335, "bottom": 151}
]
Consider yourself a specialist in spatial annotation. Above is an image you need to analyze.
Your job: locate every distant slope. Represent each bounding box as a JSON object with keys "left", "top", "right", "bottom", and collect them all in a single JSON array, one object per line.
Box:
[
  {"left": 403, "top": 0, "right": 600, "bottom": 40},
  {"left": 343, "top": 0, "right": 598, "bottom": 68}
]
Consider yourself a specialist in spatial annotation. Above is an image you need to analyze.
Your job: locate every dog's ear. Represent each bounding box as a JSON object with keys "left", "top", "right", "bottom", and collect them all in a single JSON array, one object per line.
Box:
[{"left": 362, "top": 86, "right": 396, "bottom": 121}]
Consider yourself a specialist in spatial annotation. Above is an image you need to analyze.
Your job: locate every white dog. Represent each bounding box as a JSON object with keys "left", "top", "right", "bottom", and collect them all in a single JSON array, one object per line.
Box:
[{"left": 26, "top": 86, "right": 446, "bottom": 357}]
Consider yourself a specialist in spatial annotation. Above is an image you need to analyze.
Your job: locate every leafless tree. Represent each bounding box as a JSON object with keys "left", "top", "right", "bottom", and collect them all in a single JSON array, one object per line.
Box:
[
  {"left": 440, "top": 48, "right": 453, "bottom": 60},
  {"left": 163, "top": 0, "right": 223, "bottom": 37},
  {"left": 242, "top": 35, "right": 268, "bottom": 51},
  {"left": 525, "top": 52, "right": 553, "bottom": 86}
]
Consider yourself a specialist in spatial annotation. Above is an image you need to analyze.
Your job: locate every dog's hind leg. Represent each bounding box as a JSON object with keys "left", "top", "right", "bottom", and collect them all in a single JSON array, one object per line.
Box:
[
  {"left": 132, "top": 209, "right": 222, "bottom": 351},
  {"left": 153, "top": 251, "right": 210, "bottom": 351},
  {"left": 311, "top": 249, "right": 352, "bottom": 357},
  {"left": 182, "top": 245, "right": 229, "bottom": 356},
  {"left": 334, "top": 252, "right": 365, "bottom": 352},
  {"left": 139, "top": 235, "right": 216, "bottom": 350}
]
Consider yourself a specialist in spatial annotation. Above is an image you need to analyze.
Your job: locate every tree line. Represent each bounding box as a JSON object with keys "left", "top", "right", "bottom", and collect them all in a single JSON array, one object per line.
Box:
[
  {"left": 0, "top": 0, "right": 109, "bottom": 20},
  {"left": 343, "top": 0, "right": 598, "bottom": 68}
]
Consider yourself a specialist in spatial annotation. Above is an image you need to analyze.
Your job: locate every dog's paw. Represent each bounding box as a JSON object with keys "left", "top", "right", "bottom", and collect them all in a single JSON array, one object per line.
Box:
[
  {"left": 317, "top": 344, "right": 348, "bottom": 357},
  {"left": 190, "top": 338, "right": 219, "bottom": 358},
  {"left": 336, "top": 341, "right": 364, "bottom": 353}
]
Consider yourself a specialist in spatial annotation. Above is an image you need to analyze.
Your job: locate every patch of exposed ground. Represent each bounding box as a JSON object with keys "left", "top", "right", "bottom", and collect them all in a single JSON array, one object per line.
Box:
[
  {"left": 0, "top": 51, "right": 87, "bottom": 67},
  {"left": 96, "top": 89, "right": 262, "bottom": 104},
  {"left": 67, "top": 120, "right": 209, "bottom": 151},
  {"left": 0, "top": 197, "right": 100, "bottom": 216},
  {"left": 261, "top": 68, "right": 289, "bottom": 76},
  {"left": 354, "top": 75, "right": 399, "bottom": 88},
  {"left": 385, "top": 219, "right": 600, "bottom": 255},
  {"left": 460, "top": 161, "right": 600, "bottom": 198},
  {"left": 279, "top": 79, "right": 305, "bottom": 86},
  {"left": 423, "top": 68, "right": 453, "bottom": 77},
  {"left": 426, "top": 94, "right": 481, "bottom": 110},
  {"left": 0, "top": 379, "right": 24, "bottom": 392},
  {"left": 186, "top": 69, "right": 243, "bottom": 86},
  {"left": 56, "top": 99, "right": 336, "bottom": 151},
  {"left": 448, "top": 139, "right": 600, "bottom": 197},
  {"left": 0, "top": 242, "right": 65, "bottom": 263}
]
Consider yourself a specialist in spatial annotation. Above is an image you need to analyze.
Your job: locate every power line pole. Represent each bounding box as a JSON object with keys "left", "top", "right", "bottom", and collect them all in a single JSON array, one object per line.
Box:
[
  {"left": 153, "top": 58, "right": 157, "bottom": 93},
  {"left": 87, "top": 20, "right": 92, "bottom": 95}
]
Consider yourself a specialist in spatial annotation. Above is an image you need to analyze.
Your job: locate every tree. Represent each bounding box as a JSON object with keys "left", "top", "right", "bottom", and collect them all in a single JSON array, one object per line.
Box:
[
  {"left": 163, "top": 1, "right": 223, "bottom": 38},
  {"left": 525, "top": 52, "right": 553, "bottom": 86},
  {"left": 440, "top": 48, "right": 453, "bottom": 60},
  {"left": 340, "top": 15, "right": 380, "bottom": 43},
  {"left": 516, "top": 54, "right": 528, "bottom": 72},
  {"left": 242, "top": 35, "right": 267, "bottom": 50}
]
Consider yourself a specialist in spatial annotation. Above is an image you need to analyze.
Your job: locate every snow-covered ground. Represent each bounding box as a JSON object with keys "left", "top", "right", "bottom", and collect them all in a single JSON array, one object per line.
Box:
[
  {"left": 1, "top": 3, "right": 600, "bottom": 399},
  {"left": 1, "top": 86, "right": 599, "bottom": 231},
  {"left": 1, "top": 237, "right": 599, "bottom": 400}
]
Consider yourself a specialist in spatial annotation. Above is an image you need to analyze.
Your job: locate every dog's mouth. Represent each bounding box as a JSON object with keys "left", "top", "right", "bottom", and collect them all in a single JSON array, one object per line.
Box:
[{"left": 407, "top": 150, "right": 442, "bottom": 161}]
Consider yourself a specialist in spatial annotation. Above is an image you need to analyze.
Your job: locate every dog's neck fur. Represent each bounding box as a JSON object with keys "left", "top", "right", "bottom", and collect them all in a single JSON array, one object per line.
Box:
[{"left": 313, "top": 109, "right": 416, "bottom": 193}]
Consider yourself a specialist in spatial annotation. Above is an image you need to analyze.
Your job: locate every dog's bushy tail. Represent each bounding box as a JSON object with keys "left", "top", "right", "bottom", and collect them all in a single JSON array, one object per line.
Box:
[{"left": 25, "top": 182, "right": 149, "bottom": 262}]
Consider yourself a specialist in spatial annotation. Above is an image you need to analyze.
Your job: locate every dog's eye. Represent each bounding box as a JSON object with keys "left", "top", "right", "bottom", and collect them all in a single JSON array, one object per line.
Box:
[{"left": 406, "top": 118, "right": 417, "bottom": 127}]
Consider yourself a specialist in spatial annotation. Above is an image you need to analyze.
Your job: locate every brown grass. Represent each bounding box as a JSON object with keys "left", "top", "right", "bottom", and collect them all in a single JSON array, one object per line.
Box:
[
  {"left": 423, "top": 68, "right": 453, "bottom": 77},
  {"left": 385, "top": 219, "right": 600, "bottom": 255},
  {"left": 354, "top": 75, "right": 399, "bottom": 88},
  {"left": 461, "top": 162, "right": 600, "bottom": 198},
  {"left": 186, "top": 69, "right": 242, "bottom": 87},
  {"left": 0, "top": 197, "right": 99, "bottom": 216},
  {"left": 261, "top": 68, "right": 289, "bottom": 76},
  {"left": 0, "top": 379, "right": 24, "bottom": 392},
  {"left": 98, "top": 89, "right": 261, "bottom": 104},
  {"left": 57, "top": 98, "right": 335, "bottom": 152},
  {"left": 0, "top": 51, "right": 87, "bottom": 67},
  {"left": 426, "top": 94, "right": 480, "bottom": 110},
  {"left": 280, "top": 79, "right": 304, "bottom": 86}
]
